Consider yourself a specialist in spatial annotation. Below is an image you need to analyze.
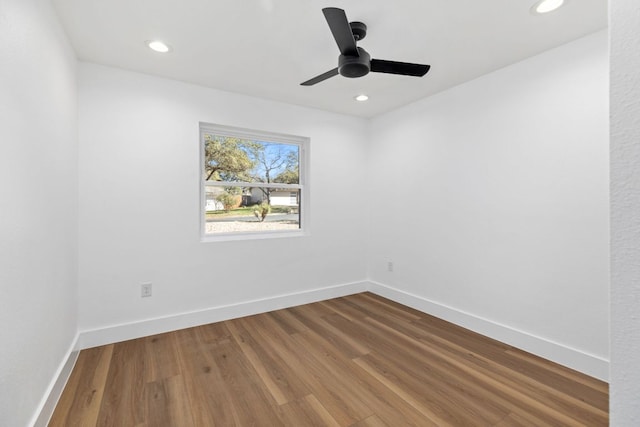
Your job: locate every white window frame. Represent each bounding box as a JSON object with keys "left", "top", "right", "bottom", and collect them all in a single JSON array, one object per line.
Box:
[{"left": 200, "top": 122, "right": 310, "bottom": 242}]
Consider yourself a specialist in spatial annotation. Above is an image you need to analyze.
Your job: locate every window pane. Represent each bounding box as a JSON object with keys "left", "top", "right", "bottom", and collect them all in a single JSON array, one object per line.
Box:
[
  {"left": 200, "top": 123, "right": 307, "bottom": 240},
  {"left": 203, "top": 135, "right": 299, "bottom": 185},
  {"left": 205, "top": 186, "right": 300, "bottom": 235}
]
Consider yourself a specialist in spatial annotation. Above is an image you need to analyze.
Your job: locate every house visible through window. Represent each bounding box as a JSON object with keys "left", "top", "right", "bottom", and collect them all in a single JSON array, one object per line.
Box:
[{"left": 200, "top": 123, "right": 308, "bottom": 240}]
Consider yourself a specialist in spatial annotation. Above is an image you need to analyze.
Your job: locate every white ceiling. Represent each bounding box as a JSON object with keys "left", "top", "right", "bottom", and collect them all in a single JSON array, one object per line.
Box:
[{"left": 52, "top": 0, "right": 607, "bottom": 118}]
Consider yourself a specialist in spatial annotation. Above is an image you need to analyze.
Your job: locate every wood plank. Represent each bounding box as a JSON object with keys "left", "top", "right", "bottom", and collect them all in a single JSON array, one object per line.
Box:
[
  {"left": 291, "top": 328, "right": 440, "bottom": 426},
  {"left": 290, "top": 303, "right": 371, "bottom": 357},
  {"left": 52, "top": 293, "right": 609, "bottom": 426},
  {"left": 162, "top": 375, "right": 197, "bottom": 427},
  {"left": 48, "top": 345, "right": 113, "bottom": 426},
  {"left": 144, "top": 380, "right": 171, "bottom": 427},
  {"left": 172, "top": 327, "right": 236, "bottom": 426},
  {"left": 373, "top": 343, "right": 510, "bottom": 422},
  {"left": 348, "top": 297, "right": 609, "bottom": 422},
  {"left": 95, "top": 338, "right": 146, "bottom": 426},
  {"left": 239, "top": 313, "right": 374, "bottom": 425},
  {"left": 226, "top": 317, "right": 311, "bottom": 405},
  {"left": 204, "top": 334, "right": 283, "bottom": 426},
  {"left": 303, "top": 394, "right": 342, "bottom": 427},
  {"left": 350, "top": 292, "right": 424, "bottom": 321},
  {"left": 267, "top": 308, "right": 309, "bottom": 334},
  {"left": 505, "top": 346, "right": 609, "bottom": 395},
  {"left": 275, "top": 395, "right": 340, "bottom": 426},
  {"left": 144, "top": 332, "right": 180, "bottom": 383},
  {"left": 364, "top": 315, "right": 607, "bottom": 426},
  {"left": 349, "top": 414, "right": 390, "bottom": 427}
]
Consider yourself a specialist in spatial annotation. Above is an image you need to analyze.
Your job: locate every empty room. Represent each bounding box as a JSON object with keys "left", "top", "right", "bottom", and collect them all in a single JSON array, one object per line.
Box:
[{"left": 1, "top": 0, "right": 639, "bottom": 426}]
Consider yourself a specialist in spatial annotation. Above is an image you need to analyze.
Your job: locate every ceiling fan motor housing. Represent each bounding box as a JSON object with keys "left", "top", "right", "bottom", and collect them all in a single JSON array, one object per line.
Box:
[{"left": 339, "top": 47, "right": 371, "bottom": 78}]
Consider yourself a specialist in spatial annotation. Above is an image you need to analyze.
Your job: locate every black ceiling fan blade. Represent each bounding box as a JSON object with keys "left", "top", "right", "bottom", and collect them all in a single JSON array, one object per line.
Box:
[
  {"left": 300, "top": 67, "right": 339, "bottom": 86},
  {"left": 322, "top": 7, "right": 359, "bottom": 57},
  {"left": 370, "top": 59, "right": 431, "bottom": 77}
]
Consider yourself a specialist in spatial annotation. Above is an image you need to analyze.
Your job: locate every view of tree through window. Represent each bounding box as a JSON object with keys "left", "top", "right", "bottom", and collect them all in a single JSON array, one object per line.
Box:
[{"left": 200, "top": 124, "right": 306, "bottom": 237}]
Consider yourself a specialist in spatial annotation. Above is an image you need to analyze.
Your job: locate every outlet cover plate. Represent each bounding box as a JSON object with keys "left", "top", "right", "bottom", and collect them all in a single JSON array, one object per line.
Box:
[{"left": 141, "top": 283, "right": 152, "bottom": 298}]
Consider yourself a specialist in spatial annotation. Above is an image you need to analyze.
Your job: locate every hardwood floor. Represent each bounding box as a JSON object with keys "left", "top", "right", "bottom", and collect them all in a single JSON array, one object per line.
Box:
[{"left": 49, "top": 293, "right": 608, "bottom": 426}]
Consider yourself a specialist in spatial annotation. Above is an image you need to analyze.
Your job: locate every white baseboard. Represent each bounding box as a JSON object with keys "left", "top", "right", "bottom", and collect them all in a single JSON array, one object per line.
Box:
[
  {"left": 31, "top": 334, "right": 79, "bottom": 427},
  {"left": 367, "top": 281, "right": 609, "bottom": 382},
  {"left": 77, "top": 281, "right": 369, "bottom": 350},
  {"left": 74, "top": 279, "right": 608, "bottom": 382}
]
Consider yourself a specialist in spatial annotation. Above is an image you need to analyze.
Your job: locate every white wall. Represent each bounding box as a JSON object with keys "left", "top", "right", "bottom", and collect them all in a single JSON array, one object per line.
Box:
[
  {"left": 0, "top": 0, "right": 78, "bottom": 426},
  {"left": 368, "top": 31, "right": 609, "bottom": 379},
  {"left": 77, "top": 63, "right": 368, "bottom": 340},
  {"left": 610, "top": 0, "right": 640, "bottom": 424}
]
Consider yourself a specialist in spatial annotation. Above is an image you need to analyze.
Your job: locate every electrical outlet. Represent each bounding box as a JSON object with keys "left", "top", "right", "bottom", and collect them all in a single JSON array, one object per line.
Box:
[
  {"left": 141, "top": 282, "right": 152, "bottom": 298},
  {"left": 387, "top": 261, "right": 394, "bottom": 272}
]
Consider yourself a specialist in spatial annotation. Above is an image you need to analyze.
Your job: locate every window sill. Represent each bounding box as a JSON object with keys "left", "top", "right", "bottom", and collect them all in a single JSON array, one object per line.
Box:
[{"left": 200, "top": 229, "right": 309, "bottom": 243}]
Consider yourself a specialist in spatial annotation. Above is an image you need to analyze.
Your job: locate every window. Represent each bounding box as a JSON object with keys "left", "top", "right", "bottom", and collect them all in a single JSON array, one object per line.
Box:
[{"left": 200, "top": 123, "right": 309, "bottom": 240}]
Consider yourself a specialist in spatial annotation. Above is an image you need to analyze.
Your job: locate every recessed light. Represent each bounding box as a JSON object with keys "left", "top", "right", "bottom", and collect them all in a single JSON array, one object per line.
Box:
[
  {"left": 531, "top": 0, "right": 565, "bottom": 14},
  {"left": 146, "top": 40, "right": 172, "bottom": 53},
  {"left": 354, "top": 94, "right": 369, "bottom": 102}
]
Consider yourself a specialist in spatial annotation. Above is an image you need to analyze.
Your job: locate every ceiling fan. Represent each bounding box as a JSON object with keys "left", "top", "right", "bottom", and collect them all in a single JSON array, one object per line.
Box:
[{"left": 301, "top": 7, "right": 431, "bottom": 86}]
